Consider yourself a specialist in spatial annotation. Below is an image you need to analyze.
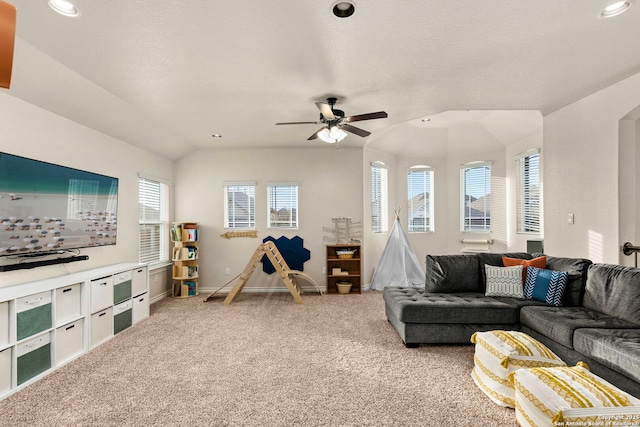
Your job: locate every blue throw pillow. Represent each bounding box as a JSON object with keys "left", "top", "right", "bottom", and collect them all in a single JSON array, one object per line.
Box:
[{"left": 524, "top": 267, "right": 568, "bottom": 306}]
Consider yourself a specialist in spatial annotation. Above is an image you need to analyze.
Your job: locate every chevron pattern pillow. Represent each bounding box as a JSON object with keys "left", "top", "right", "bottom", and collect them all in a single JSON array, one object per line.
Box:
[
  {"left": 524, "top": 266, "right": 568, "bottom": 306},
  {"left": 485, "top": 265, "right": 524, "bottom": 299}
]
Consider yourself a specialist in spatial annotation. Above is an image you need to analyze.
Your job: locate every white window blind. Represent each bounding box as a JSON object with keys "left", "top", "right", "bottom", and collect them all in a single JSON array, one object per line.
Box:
[
  {"left": 139, "top": 176, "right": 170, "bottom": 264},
  {"left": 516, "top": 151, "right": 540, "bottom": 233},
  {"left": 224, "top": 182, "right": 255, "bottom": 229},
  {"left": 371, "top": 162, "right": 388, "bottom": 233},
  {"left": 407, "top": 166, "right": 434, "bottom": 232},
  {"left": 461, "top": 162, "right": 491, "bottom": 232},
  {"left": 268, "top": 183, "right": 298, "bottom": 228}
]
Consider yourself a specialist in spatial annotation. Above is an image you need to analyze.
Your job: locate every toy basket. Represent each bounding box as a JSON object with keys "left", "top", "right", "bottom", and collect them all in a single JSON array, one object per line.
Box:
[
  {"left": 336, "top": 282, "right": 352, "bottom": 294},
  {"left": 336, "top": 250, "right": 355, "bottom": 259}
]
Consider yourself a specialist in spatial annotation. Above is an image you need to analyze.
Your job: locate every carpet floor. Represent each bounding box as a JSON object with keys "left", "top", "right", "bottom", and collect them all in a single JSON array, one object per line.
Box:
[{"left": 0, "top": 290, "right": 518, "bottom": 426}]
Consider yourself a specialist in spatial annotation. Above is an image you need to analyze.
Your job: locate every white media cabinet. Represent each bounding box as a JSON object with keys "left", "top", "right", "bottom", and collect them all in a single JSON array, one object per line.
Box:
[{"left": 0, "top": 262, "right": 149, "bottom": 400}]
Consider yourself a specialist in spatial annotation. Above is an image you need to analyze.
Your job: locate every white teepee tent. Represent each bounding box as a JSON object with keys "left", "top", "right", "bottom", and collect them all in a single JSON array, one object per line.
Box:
[{"left": 370, "top": 212, "right": 425, "bottom": 290}]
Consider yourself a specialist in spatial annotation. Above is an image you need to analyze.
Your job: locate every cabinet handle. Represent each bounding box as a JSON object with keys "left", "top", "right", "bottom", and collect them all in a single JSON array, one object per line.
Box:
[
  {"left": 138, "top": 297, "right": 145, "bottom": 302},
  {"left": 62, "top": 288, "right": 72, "bottom": 293},
  {"left": 137, "top": 269, "right": 143, "bottom": 273},
  {"left": 99, "top": 282, "right": 108, "bottom": 286},
  {"left": 24, "top": 297, "right": 43, "bottom": 305},
  {"left": 98, "top": 312, "right": 106, "bottom": 317},
  {"left": 24, "top": 338, "right": 43, "bottom": 349},
  {"left": 65, "top": 324, "right": 75, "bottom": 331}
]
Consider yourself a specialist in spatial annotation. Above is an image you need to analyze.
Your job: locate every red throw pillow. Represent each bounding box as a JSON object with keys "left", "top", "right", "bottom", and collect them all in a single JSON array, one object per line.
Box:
[{"left": 502, "top": 256, "right": 547, "bottom": 282}]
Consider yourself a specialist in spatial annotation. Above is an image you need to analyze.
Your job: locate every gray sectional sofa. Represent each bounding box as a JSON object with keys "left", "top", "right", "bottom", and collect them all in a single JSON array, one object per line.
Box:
[{"left": 382, "top": 252, "right": 640, "bottom": 397}]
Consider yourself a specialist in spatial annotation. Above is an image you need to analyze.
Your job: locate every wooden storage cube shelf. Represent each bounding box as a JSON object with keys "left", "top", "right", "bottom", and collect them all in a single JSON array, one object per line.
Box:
[
  {"left": 16, "top": 291, "right": 52, "bottom": 341},
  {"left": 55, "top": 283, "right": 81, "bottom": 326},
  {"left": 55, "top": 319, "right": 84, "bottom": 365},
  {"left": 326, "top": 244, "right": 362, "bottom": 294},
  {"left": 16, "top": 332, "right": 51, "bottom": 386}
]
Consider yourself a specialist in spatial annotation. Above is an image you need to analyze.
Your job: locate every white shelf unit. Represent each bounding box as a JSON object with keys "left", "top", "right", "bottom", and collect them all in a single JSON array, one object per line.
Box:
[{"left": 0, "top": 262, "right": 149, "bottom": 401}]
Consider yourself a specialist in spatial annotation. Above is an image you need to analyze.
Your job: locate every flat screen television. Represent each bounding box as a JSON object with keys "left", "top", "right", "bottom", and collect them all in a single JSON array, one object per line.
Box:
[{"left": 0, "top": 152, "right": 118, "bottom": 258}]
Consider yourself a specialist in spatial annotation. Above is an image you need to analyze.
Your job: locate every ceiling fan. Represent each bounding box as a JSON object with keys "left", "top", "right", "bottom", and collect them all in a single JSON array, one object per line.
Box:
[{"left": 275, "top": 97, "right": 388, "bottom": 144}]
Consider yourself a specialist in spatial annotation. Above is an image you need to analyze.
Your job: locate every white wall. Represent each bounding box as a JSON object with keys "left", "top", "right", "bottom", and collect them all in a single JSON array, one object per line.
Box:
[
  {"left": 0, "top": 93, "right": 173, "bottom": 291},
  {"left": 173, "top": 147, "right": 363, "bottom": 292},
  {"left": 544, "top": 72, "right": 640, "bottom": 264}
]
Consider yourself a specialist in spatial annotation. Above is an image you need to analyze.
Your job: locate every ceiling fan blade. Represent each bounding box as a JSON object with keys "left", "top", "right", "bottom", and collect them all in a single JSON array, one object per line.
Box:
[
  {"left": 307, "top": 127, "right": 326, "bottom": 140},
  {"left": 315, "top": 102, "right": 335, "bottom": 120},
  {"left": 345, "top": 111, "right": 388, "bottom": 122},
  {"left": 340, "top": 123, "right": 371, "bottom": 138},
  {"left": 275, "top": 121, "right": 321, "bottom": 125}
]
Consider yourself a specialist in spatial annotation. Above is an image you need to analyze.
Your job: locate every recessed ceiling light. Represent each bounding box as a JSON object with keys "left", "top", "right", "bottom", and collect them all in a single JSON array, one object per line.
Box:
[
  {"left": 599, "top": 0, "right": 634, "bottom": 18},
  {"left": 332, "top": 1, "right": 355, "bottom": 18},
  {"left": 48, "top": 0, "right": 80, "bottom": 17}
]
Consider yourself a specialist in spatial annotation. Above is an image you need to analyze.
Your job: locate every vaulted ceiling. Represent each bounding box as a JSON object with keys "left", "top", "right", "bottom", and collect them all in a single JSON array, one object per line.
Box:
[{"left": 5, "top": 1, "right": 640, "bottom": 159}]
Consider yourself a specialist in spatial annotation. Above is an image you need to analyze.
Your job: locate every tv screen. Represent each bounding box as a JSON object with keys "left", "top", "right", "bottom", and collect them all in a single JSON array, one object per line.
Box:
[{"left": 0, "top": 152, "right": 118, "bottom": 257}]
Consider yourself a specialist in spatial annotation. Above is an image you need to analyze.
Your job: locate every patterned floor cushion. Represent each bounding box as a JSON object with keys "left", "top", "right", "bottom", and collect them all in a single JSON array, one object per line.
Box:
[
  {"left": 511, "top": 364, "right": 640, "bottom": 427},
  {"left": 471, "top": 330, "right": 566, "bottom": 408}
]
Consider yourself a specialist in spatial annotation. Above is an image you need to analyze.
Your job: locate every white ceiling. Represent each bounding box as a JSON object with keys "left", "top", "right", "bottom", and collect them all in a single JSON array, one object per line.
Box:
[{"left": 4, "top": 1, "right": 640, "bottom": 160}]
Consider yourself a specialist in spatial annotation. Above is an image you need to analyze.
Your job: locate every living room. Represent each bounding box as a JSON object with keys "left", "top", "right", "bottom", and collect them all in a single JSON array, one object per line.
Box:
[{"left": 1, "top": 1, "right": 640, "bottom": 425}]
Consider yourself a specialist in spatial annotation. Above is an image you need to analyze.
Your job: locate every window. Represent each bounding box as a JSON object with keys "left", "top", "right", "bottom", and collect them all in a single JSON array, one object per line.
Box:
[
  {"left": 461, "top": 162, "right": 491, "bottom": 232},
  {"left": 224, "top": 182, "right": 255, "bottom": 228},
  {"left": 267, "top": 183, "right": 298, "bottom": 228},
  {"left": 407, "top": 166, "right": 434, "bottom": 232},
  {"left": 516, "top": 150, "right": 540, "bottom": 233},
  {"left": 138, "top": 175, "right": 170, "bottom": 264},
  {"left": 371, "top": 161, "right": 388, "bottom": 232}
]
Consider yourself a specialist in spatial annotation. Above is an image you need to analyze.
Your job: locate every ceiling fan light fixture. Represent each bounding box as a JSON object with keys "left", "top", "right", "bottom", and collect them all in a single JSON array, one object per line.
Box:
[
  {"left": 318, "top": 126, "right": 348, "bottom": 143},
  {"left": 48, "top": 0, "right": 80, "bottom": 17},
  {"left": 332, "top": 1, "right": 355, "bottom": 18},
  {"left": 599, "top": 0, "right": 634, "bottom": 18}
]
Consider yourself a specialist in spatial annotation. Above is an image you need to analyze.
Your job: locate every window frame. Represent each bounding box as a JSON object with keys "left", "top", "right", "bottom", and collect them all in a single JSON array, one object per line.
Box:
[
  {"left": 516, "top": 149, "right": 541, "bottom": 234},
  {"left": 407, "top": 165, "right": 434, "bottom": 233},
  {"left": 224, "top": 182, "right": 256, "bottom": 229},
  {"left": 460, "top": 161, "right": 491, "bottom": 233},
  {"left": 138, "top": 174, "right": 170, "bottom": 265},
  {"left": 267, "top": 182, "right": 299, "bottom": 229},
  {"left": 371, "top": 161, "right": 388, "bottom": 233}
]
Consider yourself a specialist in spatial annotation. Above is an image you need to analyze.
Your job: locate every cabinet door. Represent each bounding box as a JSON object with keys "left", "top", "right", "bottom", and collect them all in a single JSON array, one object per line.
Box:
[
  {"left": 0, "top": 347, "right": 11, "bottom": 395},
  {"left": 55, "top": 283, "right": 81, "bottom": 325},
  {"left": 113, "top": 300, "right": 132, "bottom": 335},
  {"left": 132, "top": 293, "right": 149, "bottom": 324},
  {"left": 90, "top": 276, "right": 113, "bottom": 314},
  {"left": 113, "top": 271, "right": 132, "bottom": 305},
  {"left": 56, "top": 319, "right": 84, "bottom": 365},
  {"left": 16, "top": 332, "right": 51, "bottom": 386},
  {"left": 132, "top": 266, "right": 148, "bottom": 297},
  {"left": 16, "top": 291, "right": 52, "bottom": 341},
  {"left": 0, "top": 302, "right": 8, "bottom": 347},
  {"left": 90, "top": 307, "right": 113, "bottom": 349}
]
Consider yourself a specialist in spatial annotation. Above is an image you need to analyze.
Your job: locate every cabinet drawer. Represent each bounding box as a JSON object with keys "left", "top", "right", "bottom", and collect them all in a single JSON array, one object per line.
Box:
[
  {"left": 0, "top": 301, "right": 8, "bottom": 347},
  {"left": 56, "top": 319, "right": 84, "bottom": 365},
  {"left": 17, "top": 332, "right": 51, "bottom": 386},
  {"left": 113, "top": 300, "right": 132, "bottom": 335},
  {"left": 55, "top": 283, "right": 81, "bottom": 325},
  {"left": 90, "top": 307, "right": 113, "bottom": 349},
  {"left": 132, "top": 266, "right": 147, "bottom": 297},
  {"left": 132, "top": 293, "right": 149, "bottom": 324},
  {"left": 0, "top": 347, "right": 11, "bottom": 395},
  {"left": 113, "top": 278, "right": 132, "bottom": 305},
  {"left": 90, "top": 276, "right": 113, "bottom": 314},
  {"left": 16, "top": 291, "right": 52, "bottom": 341}
]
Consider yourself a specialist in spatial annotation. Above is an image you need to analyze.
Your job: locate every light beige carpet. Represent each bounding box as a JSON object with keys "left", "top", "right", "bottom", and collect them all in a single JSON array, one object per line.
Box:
[{"left": 0, "top": 290, "right": 517, "bottom": 426}]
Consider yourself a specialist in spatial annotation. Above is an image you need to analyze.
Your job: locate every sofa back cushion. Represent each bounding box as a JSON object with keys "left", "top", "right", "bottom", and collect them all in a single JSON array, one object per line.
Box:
[
  {"left": 534, "top": 255, "right": 592, "bottom": 307},
  {"left": 425, "top": 254, "right": 480, "bottom": 292},
  {"left": 583, "top": 263, "right": 640, "bottom": 325}
]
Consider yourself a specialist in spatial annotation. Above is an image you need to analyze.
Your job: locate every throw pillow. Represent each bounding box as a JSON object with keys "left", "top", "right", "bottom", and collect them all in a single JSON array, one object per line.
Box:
[
  {"left": 524, "top": 266, "right": 568, "bottom": 306},
  {"left": 485, "top": 265, "right": 524, "bottom": 299},
  {"left": 502, "top": 255, "right": 547, "bottom": 282}
]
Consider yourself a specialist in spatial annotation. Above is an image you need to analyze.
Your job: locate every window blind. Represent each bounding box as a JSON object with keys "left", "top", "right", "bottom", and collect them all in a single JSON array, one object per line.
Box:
[
  {"left": 407, "top": 166, "right": 433, "bottom": 232},
  {"left": 267, "top": 183, "right": 298, "bottom": 228},
  {"left": 517, "top": 152, "right": 540, "bottom": 233},
  {"left": 461, "top": 162, "right": 491, "bottom": 232},
  {"left": 371, "top": 162, "right": 388, "bottom": 233},
  {"left": 138, "top": 176, "right": 170, "bottom": 264},
  {"left": 224, "top": 182, "right": 255, "bottom": 229}
]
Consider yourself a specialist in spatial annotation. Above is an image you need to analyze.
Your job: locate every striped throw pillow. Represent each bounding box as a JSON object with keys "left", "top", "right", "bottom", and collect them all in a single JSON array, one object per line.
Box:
[
  {"left": 485, "top": 265, "right": 524, "bottom": 299},
  {"left": 524, "top": 267, "right": 568, "bottom": 306}
]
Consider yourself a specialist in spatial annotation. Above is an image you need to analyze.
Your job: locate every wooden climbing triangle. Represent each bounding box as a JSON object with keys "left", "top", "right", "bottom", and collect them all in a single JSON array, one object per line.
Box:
[{"left": 204, "top": 241, "right": 322, "bottom": 305}]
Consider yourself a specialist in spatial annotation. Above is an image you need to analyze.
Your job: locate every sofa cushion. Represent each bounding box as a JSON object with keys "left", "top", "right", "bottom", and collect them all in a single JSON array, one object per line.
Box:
[
  {"left": 502, "top": 256, "right": 546, "bottom": 282},
  {"left": 485, "top": 265, "right": 524, "bottom": 299},
  {"left": 534, "top": 255, "right": 592, "bottom": 307},
  {"left": 425, "top": 254, "right": 480, "bottom": 293},
  {"left": 573, "top": 328, "right": 640, "bottom": 384},
  {"left": 583, "top": 263, "right": 640, "bottom": 325},
  {"left": 519, "top": 306, "right": 639, "bottom": 348},
  {"left": 477, "top": 252, "right": 532, "bottom": 292},
  {"left": 383, "top": 287, "right": 517, "bottom": 324},
  {"left": 523, "top": 267, "right": 568, "bottom": 306}
]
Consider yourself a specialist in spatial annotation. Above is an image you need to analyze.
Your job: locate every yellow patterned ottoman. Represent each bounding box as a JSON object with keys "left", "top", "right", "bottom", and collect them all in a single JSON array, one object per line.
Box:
[
  {"left": 471, "top": 330, "right": 566, "bottom": 408},
  {"left": 511, "top": 364, "right": 640, "bottom": 427}
]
